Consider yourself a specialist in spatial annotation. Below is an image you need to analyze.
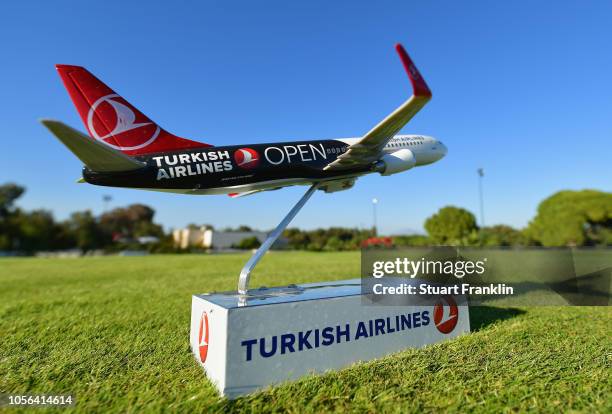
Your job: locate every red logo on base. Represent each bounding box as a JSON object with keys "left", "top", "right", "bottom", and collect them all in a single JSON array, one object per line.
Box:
[
  {"left": 433, "top": 296, "right": 459, "bottom": 334},
  {"left": 234, "top": 148, "right": 260, "bottom": 169},
  {"left": 198, "top": 311, "right": 209, "bottom": 363}
]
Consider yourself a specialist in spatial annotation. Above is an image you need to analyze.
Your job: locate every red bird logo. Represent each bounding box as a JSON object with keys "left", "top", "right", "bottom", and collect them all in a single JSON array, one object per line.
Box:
[
  {"left": 198, "top": 311, "right": 209, "bottom": 363},
  {"left": 433, "top": 296, "right": 459, "bottom": 334},
  {"left": 87, "top": 94, "right": 160, "bottom": 150},
  {"left": 233, "top": 148, "right": 260, "bottom": 169}
]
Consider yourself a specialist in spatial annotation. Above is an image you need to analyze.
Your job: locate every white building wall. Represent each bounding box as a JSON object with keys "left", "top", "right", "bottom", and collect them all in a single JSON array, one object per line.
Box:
[
  {"left": 174, "top": 228, "right": 284, "bottom": 250},
  {"left": 209, "top": 231, "right": 268, "bottom": 249}
]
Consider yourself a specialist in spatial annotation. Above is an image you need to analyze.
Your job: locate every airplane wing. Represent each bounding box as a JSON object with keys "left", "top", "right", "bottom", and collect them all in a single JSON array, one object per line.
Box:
[{"left": 324, "top": 44, "right": 431, "bottom": 171}]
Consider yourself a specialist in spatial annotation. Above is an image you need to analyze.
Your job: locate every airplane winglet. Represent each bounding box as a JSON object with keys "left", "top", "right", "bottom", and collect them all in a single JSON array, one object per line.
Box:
[
  {"left": 395, "top": 43, "right": 431, "bottom": 98},
  {"left": 323, "top": 43, "right": 432, "bottom": 171}
]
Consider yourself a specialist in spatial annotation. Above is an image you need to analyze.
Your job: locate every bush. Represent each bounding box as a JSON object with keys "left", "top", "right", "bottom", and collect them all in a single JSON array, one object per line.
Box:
[
  {"left": 424, "top": 206, "right": 478, "bottom": 245},
  {"left": 234, "top": 236, "right": 262, "bottom": 250}
]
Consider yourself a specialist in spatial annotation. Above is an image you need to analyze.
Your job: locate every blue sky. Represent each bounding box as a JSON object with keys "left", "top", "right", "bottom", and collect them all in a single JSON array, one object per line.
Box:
[{"left": 1, "top": 1, "right": 610, "bottom": 234}]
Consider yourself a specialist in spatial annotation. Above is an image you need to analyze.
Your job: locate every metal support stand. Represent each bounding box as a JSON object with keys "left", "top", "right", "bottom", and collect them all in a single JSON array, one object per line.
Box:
[{"left": 237, "top": 183, "right": 319, "bottom": 295}]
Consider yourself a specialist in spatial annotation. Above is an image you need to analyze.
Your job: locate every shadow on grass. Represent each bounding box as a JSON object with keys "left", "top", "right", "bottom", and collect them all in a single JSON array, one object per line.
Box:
[{"left": 469, "top": 306, "right": 526, "bottom": 332}]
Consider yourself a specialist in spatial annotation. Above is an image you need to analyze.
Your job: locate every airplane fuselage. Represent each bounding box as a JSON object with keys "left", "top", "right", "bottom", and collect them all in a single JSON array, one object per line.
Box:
[
  {"left": 47, "top": 44, "right": 443, "bottom": 197},
  {"left": 83, "top": 134, "right": 447, "bottom": 195}
]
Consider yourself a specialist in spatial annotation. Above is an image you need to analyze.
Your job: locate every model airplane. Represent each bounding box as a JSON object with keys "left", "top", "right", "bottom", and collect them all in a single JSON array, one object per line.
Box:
[
  {"left": 42, "top": 43, "right": 447, "bottom": 293},
  {"left": 42, "top": 44, "right": 446, "bottom": 198}
]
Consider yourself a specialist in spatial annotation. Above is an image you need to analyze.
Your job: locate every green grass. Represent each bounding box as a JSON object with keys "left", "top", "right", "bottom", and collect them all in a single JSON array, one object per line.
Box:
[{"left": 1, "top": 252, "right": 610, "bottom": 413}]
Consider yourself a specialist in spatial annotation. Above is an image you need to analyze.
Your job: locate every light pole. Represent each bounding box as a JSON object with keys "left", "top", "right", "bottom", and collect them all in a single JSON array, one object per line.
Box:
[
  {"left": 103, "top": 195, "right": 112, "bottom": 213},
  {"left": 477, "top": 168, "right": 485, "bottom": 228},
  {"left": 372, "top": 198, "right": 378, "bottom": 236}
]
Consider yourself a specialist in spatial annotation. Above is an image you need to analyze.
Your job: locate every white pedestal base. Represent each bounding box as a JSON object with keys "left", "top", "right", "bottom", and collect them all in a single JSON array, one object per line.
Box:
[{"left": 189, "top": 279, "right": 470, "bottom": 398}]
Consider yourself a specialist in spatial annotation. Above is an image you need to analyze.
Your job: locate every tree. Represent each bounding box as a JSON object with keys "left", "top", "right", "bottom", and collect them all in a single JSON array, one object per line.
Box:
[
  {"left": 133, "top": 221, "right": 165, "bottom": 239},
  {"left": 424, "top": 206, "right": 478, "bottom": 245},
  {"left": 282, "top": 227, "right": 373, "bottom": 251},
  {"left": 0, "top": 183, "right": 25, "bottom": 219},
  {"left": 234, "top": 236, "right": 261, "bottom": 250},
  {"left": 10, "top": 209, "right": 59, "bottom": 252},
  {"left": 64, "top": 211, "right": 108, "bottom": 252},
  {"left": 526, "top": 190, "right": 612, "bottom": 246},
  {"left": 0, "top": 183, "right": 26, "bottom": 249},
  {"left": 0, "top": 185, "right": 170, "bottom": 253},
  {"left": 393, "top": 234, "right": 431, "bottom": 247},
  {"left": 223, "top": 225, "right": 253, "bottom": 232},
  {"left": 187, "top": 223, "right": 213, "bottom": 230},
  {"left": 284, "top": 228, "right": 310, "bottom": 250},
  {"left": 480, "top": 225, "right": 524, "bottom": 247},
  {"left": 324, "top": 236, "right": 343, "bottom": 251},
  {"left": 99, "top": 204, "right": 162, "bottom": 239}
]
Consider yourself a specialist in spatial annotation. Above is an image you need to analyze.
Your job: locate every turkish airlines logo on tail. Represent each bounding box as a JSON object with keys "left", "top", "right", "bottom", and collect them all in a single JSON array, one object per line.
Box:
[
  {"left": 433, "top": 296, "right": 459, "bottom": 334},
  {"left": 87, "top": 94, "right": 160, "bottom": 151},
  {"left": 233, "top": 148, "right": 260, "bottom": 169},
  {"left": 198, "top": 311, "right": 209, "bottom": 363}
]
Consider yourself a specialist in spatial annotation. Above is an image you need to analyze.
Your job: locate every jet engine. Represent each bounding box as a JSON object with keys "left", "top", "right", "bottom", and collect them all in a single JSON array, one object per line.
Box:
[{"left": 373, "top": 149, "right": 416, "bottom": 176}]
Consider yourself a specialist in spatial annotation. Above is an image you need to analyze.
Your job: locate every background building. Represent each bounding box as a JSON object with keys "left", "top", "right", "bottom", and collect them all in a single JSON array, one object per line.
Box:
[{"left": 172, "top": 226, "right": 272, "bottom": 250}]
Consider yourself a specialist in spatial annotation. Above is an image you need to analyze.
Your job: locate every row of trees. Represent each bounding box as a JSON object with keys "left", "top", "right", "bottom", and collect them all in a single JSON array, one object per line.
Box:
[
  {"left": 0, "top": 183, "right": 167, "bottom": 253},
  {"left": 283, "top": 227, "right": 374, "bottom": 251},
  {"left": 1, "top": 182, "right": 610, "bottom": 253},
  {"left": 421, "top": 190, "right": 611, "bottom": 247},
  {"left": 280, "top": 189, "right": 611, "bottom": 249}
]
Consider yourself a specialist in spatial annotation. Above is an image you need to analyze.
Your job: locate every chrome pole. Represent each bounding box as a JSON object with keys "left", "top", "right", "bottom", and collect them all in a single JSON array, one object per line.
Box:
[{"left": 237, "top": 183, "right": 319, "bottom": 295}]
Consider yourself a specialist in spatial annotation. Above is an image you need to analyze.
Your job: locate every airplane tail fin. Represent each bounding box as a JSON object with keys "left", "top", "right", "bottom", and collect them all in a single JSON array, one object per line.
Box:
[
  {"left": 55, "top": 65, "right": 211, "bottom": 156},
  {"left": 41, "top": 119, "right": 147, "bottom": 172}
]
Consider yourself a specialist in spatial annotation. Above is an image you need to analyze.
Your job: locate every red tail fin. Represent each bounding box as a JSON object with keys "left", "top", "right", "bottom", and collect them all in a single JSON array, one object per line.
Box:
[{"left": 55, "top": 65, "right": 211, "bottom": 155}]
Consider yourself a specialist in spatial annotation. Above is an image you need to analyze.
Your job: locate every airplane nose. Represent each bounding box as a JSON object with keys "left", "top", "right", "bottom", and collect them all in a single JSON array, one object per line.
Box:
[
  {"left": 440, "top": 142, "right": 448, "bottom": 157},
  {"left": 432, "top": 141, "right": 447, "bottom": 161}
]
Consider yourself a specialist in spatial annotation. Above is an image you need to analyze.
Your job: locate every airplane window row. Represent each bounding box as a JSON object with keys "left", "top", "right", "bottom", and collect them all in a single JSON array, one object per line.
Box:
[{"left": 387, "top": 141, "right": 422, "bottom": 147}]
